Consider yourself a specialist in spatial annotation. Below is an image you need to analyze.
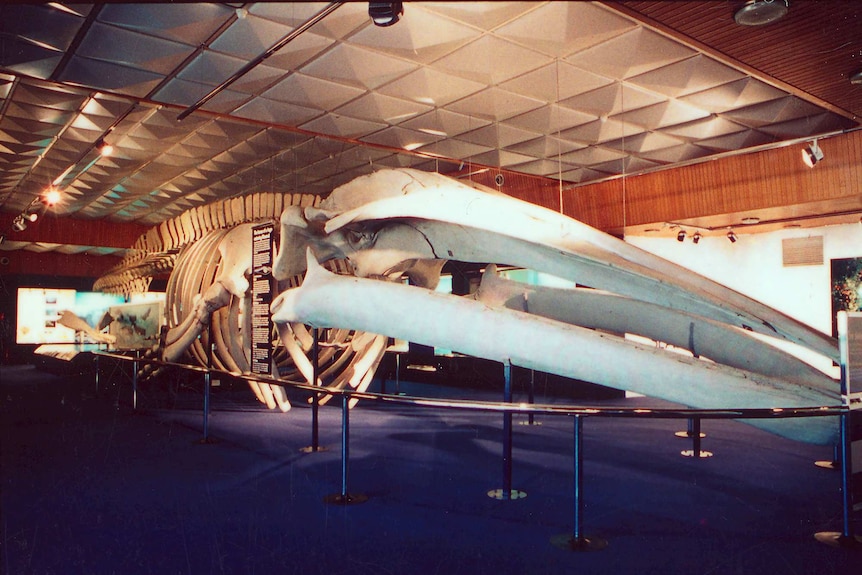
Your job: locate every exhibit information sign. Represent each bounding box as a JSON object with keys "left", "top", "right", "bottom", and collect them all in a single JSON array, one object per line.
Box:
[
  {"left": 251, "top": 223, "right": 274, "bottom": 375},
  {"left": 838, "top": 311, "right": 862, "bottom": 511}
]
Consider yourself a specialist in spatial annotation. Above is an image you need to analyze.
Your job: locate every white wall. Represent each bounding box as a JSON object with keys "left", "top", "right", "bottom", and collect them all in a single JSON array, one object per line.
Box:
[{"left": 626, "top": 222, "right": 861, "bottom": 337}]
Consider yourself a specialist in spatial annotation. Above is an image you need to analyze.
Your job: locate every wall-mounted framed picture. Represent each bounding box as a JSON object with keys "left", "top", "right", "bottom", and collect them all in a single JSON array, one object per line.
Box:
[{"left": 831, "top": 257, "right": 862, "bottom": 337}]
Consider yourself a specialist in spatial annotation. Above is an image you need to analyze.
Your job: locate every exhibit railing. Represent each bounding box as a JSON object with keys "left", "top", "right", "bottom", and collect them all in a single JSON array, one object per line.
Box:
[{"left": 90, "top": 349, "right": 857, "bottom": 551}]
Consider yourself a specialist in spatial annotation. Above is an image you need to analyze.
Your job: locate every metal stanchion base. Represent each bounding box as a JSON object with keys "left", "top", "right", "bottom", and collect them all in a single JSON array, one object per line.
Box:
[
  {"left": 814, "top": 460, "right": 839, "bottom": 470},
  {"left": 681, "top": 449, "right": 713, "bottom": 458},
  {"left": 550, "top": 534, "right": 608, "bottom": 552},
  {"left": 487, "top": 489, "right": 527, "bottom": 500},
  {"left": 323, "top": 493, "right": 369, "bottom": 506},
  {"left": 299, "top": 445, "right": 328, "bottom": 453},
  {"left": 674, "top": 431, "right": 706, "bottom": 439},
  {"left": 814, "top": 532, "right": 862, "bottom": 548},
  {"left": 518, "top": 420, "right": 542, "bottom": 426},
  {"left": 196, "top": 437, "right": 218, "bottom": 445}
]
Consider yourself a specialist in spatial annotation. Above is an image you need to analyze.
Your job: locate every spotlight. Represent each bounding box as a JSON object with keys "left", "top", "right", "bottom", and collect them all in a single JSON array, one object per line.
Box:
[
  {"left": 802, "top": 140, "right": 823, "bottom": 167},
  {"left": 11, "top": 214, "right": 27, "bottom": 232},
  {"left": 727, "top": 230, "right": 737, "bottom": 243},
  {"left": 97, "top": 138, "right": 114, "bottom": 157},
  {"left": 692, "top": 231, "right": 701, "bottom": 244},
  {"left": 369, "top": 2, "right": 403, "bottom": 26},
  {"left": 677, "top": 230, "right": 686, "bottom": 242},
  {"left": 734, "top": 0, "right": 788, "bottom": 26},
  {"left": 43, "top": 188, "right": 62, "bottom": 206},
  {"left": 27, "top": 211, "right": 39, "bottom": 222}
]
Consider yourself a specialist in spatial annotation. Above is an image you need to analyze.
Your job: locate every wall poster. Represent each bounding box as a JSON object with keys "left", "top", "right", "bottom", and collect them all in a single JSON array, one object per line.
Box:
[{"left": 251, "top": 222, "right": 274, "bottom": 375}]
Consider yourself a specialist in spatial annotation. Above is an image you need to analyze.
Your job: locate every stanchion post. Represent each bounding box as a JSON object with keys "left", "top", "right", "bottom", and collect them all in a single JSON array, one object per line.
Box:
[
  {"left": 302, "top": 327, "right": 326, "bottom": 453},
  {"left": 131, "top": 351, "right": 138, "bottom": 412},
  {"left": 681, "top": 417, "right": 713, "bottom": 458},
  {"left": 94, "top": 354, "right": 100, "bottom": 394},
  {"left": 488, "top": 360, "right": 526, "bottom": 500},
  {"left": 552, "top": 414, "right": 607, "bottom": 551},
  {"left": 519, "top": 369, "right": 541, "bottom": 427},
  {"left": 323, "top": 392, "right": 368, "bottom": 505}
]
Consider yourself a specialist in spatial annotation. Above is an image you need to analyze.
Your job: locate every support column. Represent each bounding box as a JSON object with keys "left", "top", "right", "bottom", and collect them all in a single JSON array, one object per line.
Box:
[{"left": 488, "top": 360, "right": 526, "bottom": 500}]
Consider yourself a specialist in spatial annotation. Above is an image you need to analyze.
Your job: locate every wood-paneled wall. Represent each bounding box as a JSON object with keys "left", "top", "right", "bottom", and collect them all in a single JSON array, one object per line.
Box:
[{"left": 565, "top": 128, "right": 862, "bottom": 232}]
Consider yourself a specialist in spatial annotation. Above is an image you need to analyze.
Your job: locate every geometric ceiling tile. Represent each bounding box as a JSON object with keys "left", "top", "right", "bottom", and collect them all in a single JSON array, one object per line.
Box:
[
  {"left": 613, "top": 100, "right": 710, "bottom": 130},
  {"left": 659, "top": 115, "right": 748, "bottom": 141},
  {"left": 433, "top": 35, "right": 553, "bottom": 85},
  {"left": 0, "top": 37, "right": 63, "bottom": 80},
  {"left": 679, "top": 77, "right": 787, "bottom": 114},
  {"left": 499, "top": 61, "right": 615, "bottom": 103},
  {"left": 77, "top": 22, "right": 194, "bottom": 75},
  {"left": 416, "top": 138, "right": 492, "bottom": 161},
  {"left": 1, "top": 3, "right": 88, "bottom": 52},
  {"left": 627, "top": 54, "right": 746, "bottom": 98},
  {"left": 446, "top": 87, "right": 545, "bottom": 122},
  {"left": 249, "top": 1, "right": 368, "bottom": 41},
  {"left": 468, "top": 148, "right": 537, "bottom": 168},
  {"left": 566, "top": 27, "right": 695, "bottom": 80},
  {"left": 349, "top": 4, "right": 478, "bottom": 64},
  {"left": 262, "top": 73, "right": 365, "bottom": 110},
  {"left": 638, "top": 143, "right": 712, "bottom": 164},
  {"left": 692, "top": 128, "right": 776, "bottom": 152},
  {"left": 504, "top": 135, "right": 586, "bottom": 159},
  {"left": 559, "top": 117, "right": 643, "bottom": 145},
  {"left": 98, "top": 2, "right": 233, "bottom": 45},
  {"left": 602, "top": 131, "right": 687, "bottom": 154},
  {"left": 58, "top": 56, "right": 165, "bottom": 98},
  {"left": 258, "top": 31, "right": 335, "bottom": 72},
  {"left": 458, "top": 123, "right": 540, "bottom": 149},
  {"left": 12, "top": 82, "right": 87, "bottom": 111},
  {"left": 422, "top": 2, "right": 538, "bottom": 31},
  {"left": 559, "top": 145, "right": 628, "bottom": 166},
  {"left": 757, "top": 112, "right": 850, "bottom": 139},
  {"left": 505, "top": 104, "right": 596, "bottom": 134},
  {"left": 560, "top": 82, "right": 664, "bottom": 118},
  {"left": 335, "top": 92, "right": 431, "bottom": 125},
  {"left": 301, "top": 43, "right": 419, "bottom": 90},
  {"left": 591, "top": 155, "right": 662, "bottom": 175},
  {"left": 721, "top": 96, "right": 828, "bottom": 128},
  {"left": 299, "top": 113, "right": 387, "bottom": 140},
  {"left": 495, "top": 1, "right": 637, "bottom": 58},
  {"left": 232, "top": 97, "right": 322, "bottom": 126},
  {"left": 399, "top": 109, "right": 492, "bottom": 138},
  {"left": 510, "top": 157, "right": 581, "bottom": 178},
  {"left": 378, "top": 67, "right": 485, "bottom": 107},
  {"left": 209, "top": 13, "right": 293, "bottom": 59}
]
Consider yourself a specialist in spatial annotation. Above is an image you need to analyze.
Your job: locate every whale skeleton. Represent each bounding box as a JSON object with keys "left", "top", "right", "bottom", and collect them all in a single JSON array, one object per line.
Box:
[
  {"left": 99, "top": 167, "right": 840, "bottom": 444},
  {"left": 268, "top": 168, "right": 839, "bottom": 444}
]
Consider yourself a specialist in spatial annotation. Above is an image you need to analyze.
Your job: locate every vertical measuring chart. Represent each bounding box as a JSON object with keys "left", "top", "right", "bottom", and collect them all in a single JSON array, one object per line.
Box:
[{"left": 251, "top": 223, "right": 274, "bottom": 375}]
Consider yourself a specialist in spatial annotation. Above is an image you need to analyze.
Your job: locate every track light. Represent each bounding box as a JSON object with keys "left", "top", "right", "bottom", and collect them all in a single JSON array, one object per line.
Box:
[
  {"left": 369, "top": 2, "right": 403, "bottom": 26},
  {"left": 43, "top": 188, "right": 62, "bottom": 206},
  {"left": 677, "top": 230, "right": 686, "bottom": 242},
  {"left": 11, "top": 214, "right": 27, "bottom": 232},
  {"left": 727, "top": 230, "right": 737, "bottom": 243},
  {"left": 802, "top": 140, "right": 824, "bottom": 168},
  {"left": 734, "top": 0, "right": 788, "bottom": 26},
  {"left": 692, "top": 231, "right": 701, "bottom": 244}
]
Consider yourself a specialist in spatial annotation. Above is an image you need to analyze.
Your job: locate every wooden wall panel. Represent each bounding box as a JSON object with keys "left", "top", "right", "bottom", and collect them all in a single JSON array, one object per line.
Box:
[{"left": 565, "top": 129, "right": 862, "bottom": 232}]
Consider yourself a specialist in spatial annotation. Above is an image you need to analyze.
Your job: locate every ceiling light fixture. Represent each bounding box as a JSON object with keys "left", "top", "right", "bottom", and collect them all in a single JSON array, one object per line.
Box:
[
  {"left": 727, "top": 229, "right": 738, "bottom": 243},
  {"left": 43, "top": 188, "right": 62, "bottom": 206},
  {"left": 851, "top": 71, "right": 862, "bottom": 85},
  {"left": 741, "top": 217, "right": 761, "bottom": 225},
  {"left": 692, "top": 231, "right": 702, "bottom": 244},
  {"left": 802, "top": 140, "right": 824, "bottom": 168},
  {"left": 734, "top": 0, "right": 789, "bottom": 26},
  {"left": 369, "top": 2, "right": 403, "bottom": 26},
  {"left": 677, "top": 230, "right": 686, "bottom": 242},
  {"left": 97, "top": 138, "right": 114, "bottom": 157}
]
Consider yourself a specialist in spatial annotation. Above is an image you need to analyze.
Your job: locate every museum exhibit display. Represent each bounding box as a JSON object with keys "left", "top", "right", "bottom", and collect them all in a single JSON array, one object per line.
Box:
[{"left": 1, "top": 1, "right": 861, "bottom": 572}]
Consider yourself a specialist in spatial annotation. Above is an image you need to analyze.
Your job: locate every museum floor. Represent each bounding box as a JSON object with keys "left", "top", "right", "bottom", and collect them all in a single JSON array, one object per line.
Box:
[{"left": 2, "top": 362, "right": 860, "bottom": 575}]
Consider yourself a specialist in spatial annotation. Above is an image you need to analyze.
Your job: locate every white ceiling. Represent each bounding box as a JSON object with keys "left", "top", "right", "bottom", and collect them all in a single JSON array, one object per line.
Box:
[{"left": 0, "top": 1, "right": 854, "bottom": 229}]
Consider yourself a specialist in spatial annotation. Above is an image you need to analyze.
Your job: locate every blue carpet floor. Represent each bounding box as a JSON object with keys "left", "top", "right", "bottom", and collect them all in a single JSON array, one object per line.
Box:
[{"left": 2, "top": 362, "right": 860, "bottom": 574}]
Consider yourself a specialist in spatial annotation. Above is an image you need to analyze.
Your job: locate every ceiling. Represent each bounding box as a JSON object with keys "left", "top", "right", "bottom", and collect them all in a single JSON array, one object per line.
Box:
[{"left": 0, "top": 1, "right": 860, "bottom": 253}]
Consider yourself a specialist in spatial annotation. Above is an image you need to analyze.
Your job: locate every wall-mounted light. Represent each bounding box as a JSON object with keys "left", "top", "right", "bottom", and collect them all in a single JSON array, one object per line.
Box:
[
  {"left": 677, "top": 229, "right": 686, "bottom": 242},
  {"left": 692, "top": 231, "right": 702, "bottom": 244},
  {"left": 727, "top": 229, "right": 738, "bottom": 243},
  {"left": 369, "top": 2, "right": 403, "bottom": 26},
  {"left": 802, "top": 140, "right": 824, "bottom": 168}
]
